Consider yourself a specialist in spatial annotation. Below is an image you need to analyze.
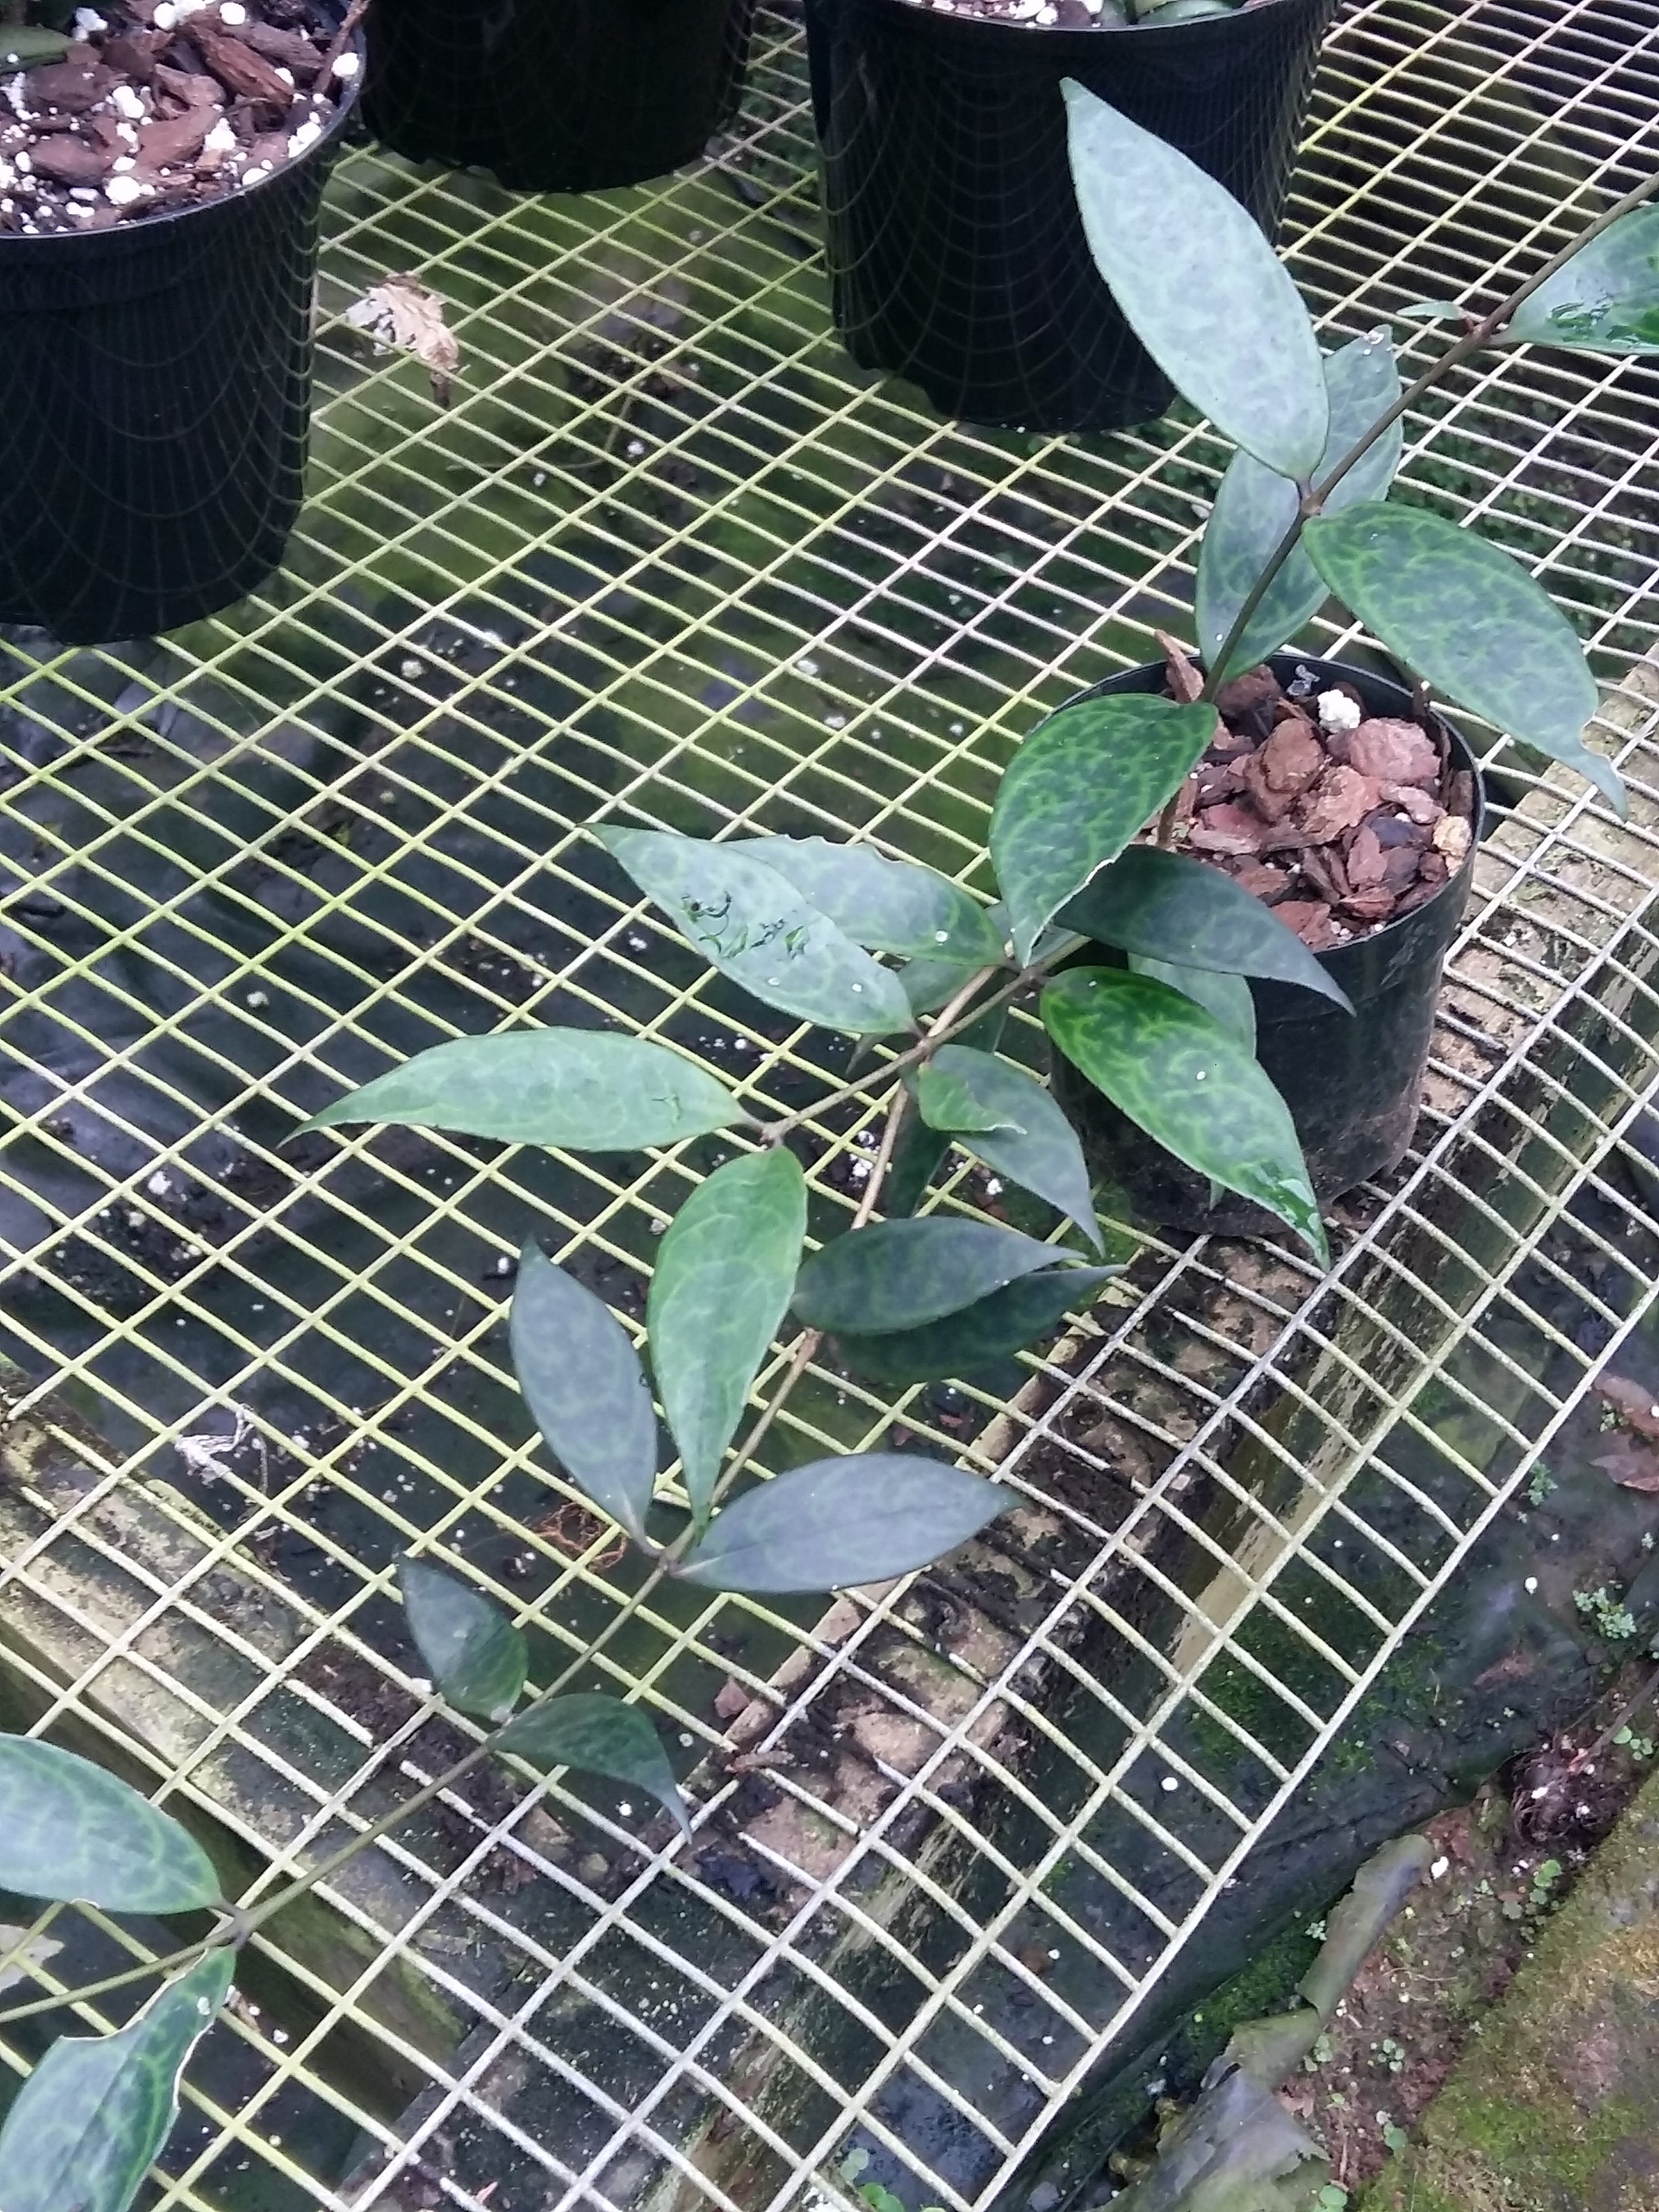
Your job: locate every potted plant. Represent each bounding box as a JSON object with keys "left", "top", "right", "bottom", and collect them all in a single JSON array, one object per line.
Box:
[
  {"left": 802, "top": 0, "right": 1334, "bottom": 432},
  {"left": 362, "top": 0, "right": 756, "bottom": 192},
  {"left": 0, "top": 0, "right": 365, "bottom": 644},
  {"left": 1040, "top": 86, "right": 1647, "bottom": 1229}
]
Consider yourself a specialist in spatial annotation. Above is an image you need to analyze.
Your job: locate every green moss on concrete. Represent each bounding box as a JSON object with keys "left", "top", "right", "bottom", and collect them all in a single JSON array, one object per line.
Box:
[{"left": 1361, "top": 1764, "right": 1659, "bottom": 2212}]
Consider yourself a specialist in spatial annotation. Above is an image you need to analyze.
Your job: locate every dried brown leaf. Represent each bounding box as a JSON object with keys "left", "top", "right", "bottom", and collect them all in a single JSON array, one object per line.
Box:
[
  {"left": 1598, "top": 1373, "right": 1659, "bottom": 1441},
  {"left": 1155, "top": 629, "right": 1206, "bottom": 704},
  {"left": 345, "top": 275, "right": 460, "bottom": 405},
  {"left": 1595, "top": 1433, "right": 1659, "bottom": 1493}
]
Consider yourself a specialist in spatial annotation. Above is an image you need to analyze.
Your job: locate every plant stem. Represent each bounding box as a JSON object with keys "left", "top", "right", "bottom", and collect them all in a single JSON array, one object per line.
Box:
[
  {"left": 0, "top": 1936, "right": 235, "bottom": 2030},
  {"left": 762, "top": 965, "right": 1015, "bottom": 1138},
  {"left": 0, "top": 987, "right": 983, "bottom": 2030},
  {"left": 1199, "top": 165, "right": 1659, "bottom": 701}
]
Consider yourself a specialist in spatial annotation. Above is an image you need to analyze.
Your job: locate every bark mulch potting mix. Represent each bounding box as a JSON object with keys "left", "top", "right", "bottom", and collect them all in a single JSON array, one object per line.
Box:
[
  {"left": 0, "top": 0, "right": 360, "bottom": 234},
  {"left": 1158, "top": 638, "right": 1478, "bottom": 954}
]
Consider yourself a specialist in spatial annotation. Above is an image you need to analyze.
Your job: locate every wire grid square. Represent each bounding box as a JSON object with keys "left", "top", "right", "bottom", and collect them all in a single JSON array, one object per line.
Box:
[{"left": 1, "top": 1, "right": 1658, "bottom": 2209}]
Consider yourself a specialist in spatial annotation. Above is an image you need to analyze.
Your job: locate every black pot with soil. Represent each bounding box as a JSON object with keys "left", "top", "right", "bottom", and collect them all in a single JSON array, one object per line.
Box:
[
  {"left": 363, "top": 0, "right": 756, "bottom": 192},
  {"left": 802, "top": 0, "right": 1336, "bottom": 432},
  {"left": 1050, "top": 652, "right": 1484, "bottom": 1237},
  {"left": 0, "top": 4, "right": 363, "bottom": 646}
]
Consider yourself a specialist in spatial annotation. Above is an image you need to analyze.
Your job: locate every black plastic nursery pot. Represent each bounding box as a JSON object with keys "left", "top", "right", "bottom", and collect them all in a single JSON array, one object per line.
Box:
[
  {"left": 0, "top": 31, "right": 361, "bottom": 648},
  {"left": 803, "top": 0, "right": 1336, "bottom": 432},
  {"left": 363, "top": 0, "right": 756, "bottom": 192},
  {"left": 1049, "top": 653, "right": 1485, "bottom": 1238}
]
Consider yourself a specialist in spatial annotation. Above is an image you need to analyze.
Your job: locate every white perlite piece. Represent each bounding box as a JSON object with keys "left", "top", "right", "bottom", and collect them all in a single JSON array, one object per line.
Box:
[
  {"left": 111, "top": 82, "right": 144, "bottom": 119},
  {"left": 1316, "top": 689, "right": 1362, "bottom": 735},
  {"left": 287, "top": 116, "right": 322, "bottom": 158},
  {"left": 72, "top": 6, "right": 106, "bottom": 33},
  {"left": 203, "top": 116, "right": 237, "bottom": 152},
  {"left": 220, "top": 1, "right": 248, "bottom": 17},
  {"left": 331, "top": 49, "right": 359, "bottom": 76}
]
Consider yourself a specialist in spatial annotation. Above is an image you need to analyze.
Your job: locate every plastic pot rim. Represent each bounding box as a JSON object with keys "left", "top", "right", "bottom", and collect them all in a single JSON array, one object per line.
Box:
[{"left": 819, "top": 0, "right": 1330, "bottom": 53}]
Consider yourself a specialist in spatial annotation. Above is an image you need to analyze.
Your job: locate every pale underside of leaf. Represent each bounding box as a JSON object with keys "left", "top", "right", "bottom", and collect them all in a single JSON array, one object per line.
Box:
[
  {"left": 302, "top": 1029, "right": 745, "bottom": 1150},
  {"left": 396, "top": 1556, "right": 527, "bottom": 1723},
  {"left": 1063, "top": 79, "right": 1328, "bottom": 478},
  {"left": 1130, "top": 955, "right": 1257, "bottom": 1051},
  {"left": 676, "top": 1453, "right": 1012, "bottom": 1592},
  {"left": 510, "top": 1245, "right": 658, "bottom": 1540},
  {"left": 598, "top": 827, "right": 916, "bottom": 1035},
  {"left": 731, "top": 836, "right": 1003, "bottom": 964},
  {"left": 647, "top": 1148, "right": 806, "bottom": 1527}
]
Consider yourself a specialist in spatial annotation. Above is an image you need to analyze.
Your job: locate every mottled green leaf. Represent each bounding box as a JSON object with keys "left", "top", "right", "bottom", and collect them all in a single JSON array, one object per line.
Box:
[
  {"left": 303, "top": 1029, "right": 745, "bottom": 1149},
  {"left": 648, "top": 1149, "right": 806, "bottom": 1528},
  {"left": 396, "top": 1557, "right": 527, "bottom": 1723},
  {"left": 677, "top": 1454, "right": 1011, "bottom": 1592},
  {"left": 1063, "top": 79, "right": 1328, "bottom": 477},
  {"left": 497, "top": 1694, "right": 689, "bottom": 1837},
  {"left": 836, "top": 1266, "right": 1119, "bottom": 1385},
  {"left": 1137, "top": 0, "right": 1232, "bottom": 18},
  {"left": 1303, "top": 503, "right": 1623, "bottom": 814},
  {"left": 1061, "top": 846, "right": 1351, "bottom": 1008},
  {"left": 2, "top": 25, "right": 73, "bottom": 62},
  {"left": 1042, "top": 967, "right": 1326, "bottom": 1261},
  {"left": 0, "top": 1948, "right": 234, "bottom": 2212},
  {"left": 1197, "top": 333, "right": 1404, "bottom": 677},
  {"left": 915, "top": 1061, "right": 1024, "bottom": 1135},
  {"left": 887, "top": 1002, "right": 1008, "bottom": 1218},
  {"left": 1399, "top": 299, "right": 1463, "bottom": 323},
  {"left": 510, "top": 1246, "right": 657, "bottom": 1542},
  {"left": 732, "top": 838, "right": 1004, "bottom": 964},
  {"left": 794, "top": 1217, "right": 1082, "bottom": 1334},
  {"left": 914, "top": 1045, "right": 1103, "bottom": 1250},
  {"left": 990, "top": 693, "right": 1217, "bottom": 964},
  {"left": 0, "top": 1738, "right": 220, "bottom": 1914},
  {"left": 1505, "top": 205, "right": 1659, "bottom": 354},
  {"left": 1130, "top": 956, "right": 1257, "bottom": 1050},
  {"left": 596, "top": 829, "right": 914, "bottom": 1035}
]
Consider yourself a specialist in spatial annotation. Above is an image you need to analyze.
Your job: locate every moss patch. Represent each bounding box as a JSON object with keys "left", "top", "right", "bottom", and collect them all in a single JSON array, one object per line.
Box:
[{"left": 1361, "top": 1765, "right": 1659, "bottom": 2211}]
